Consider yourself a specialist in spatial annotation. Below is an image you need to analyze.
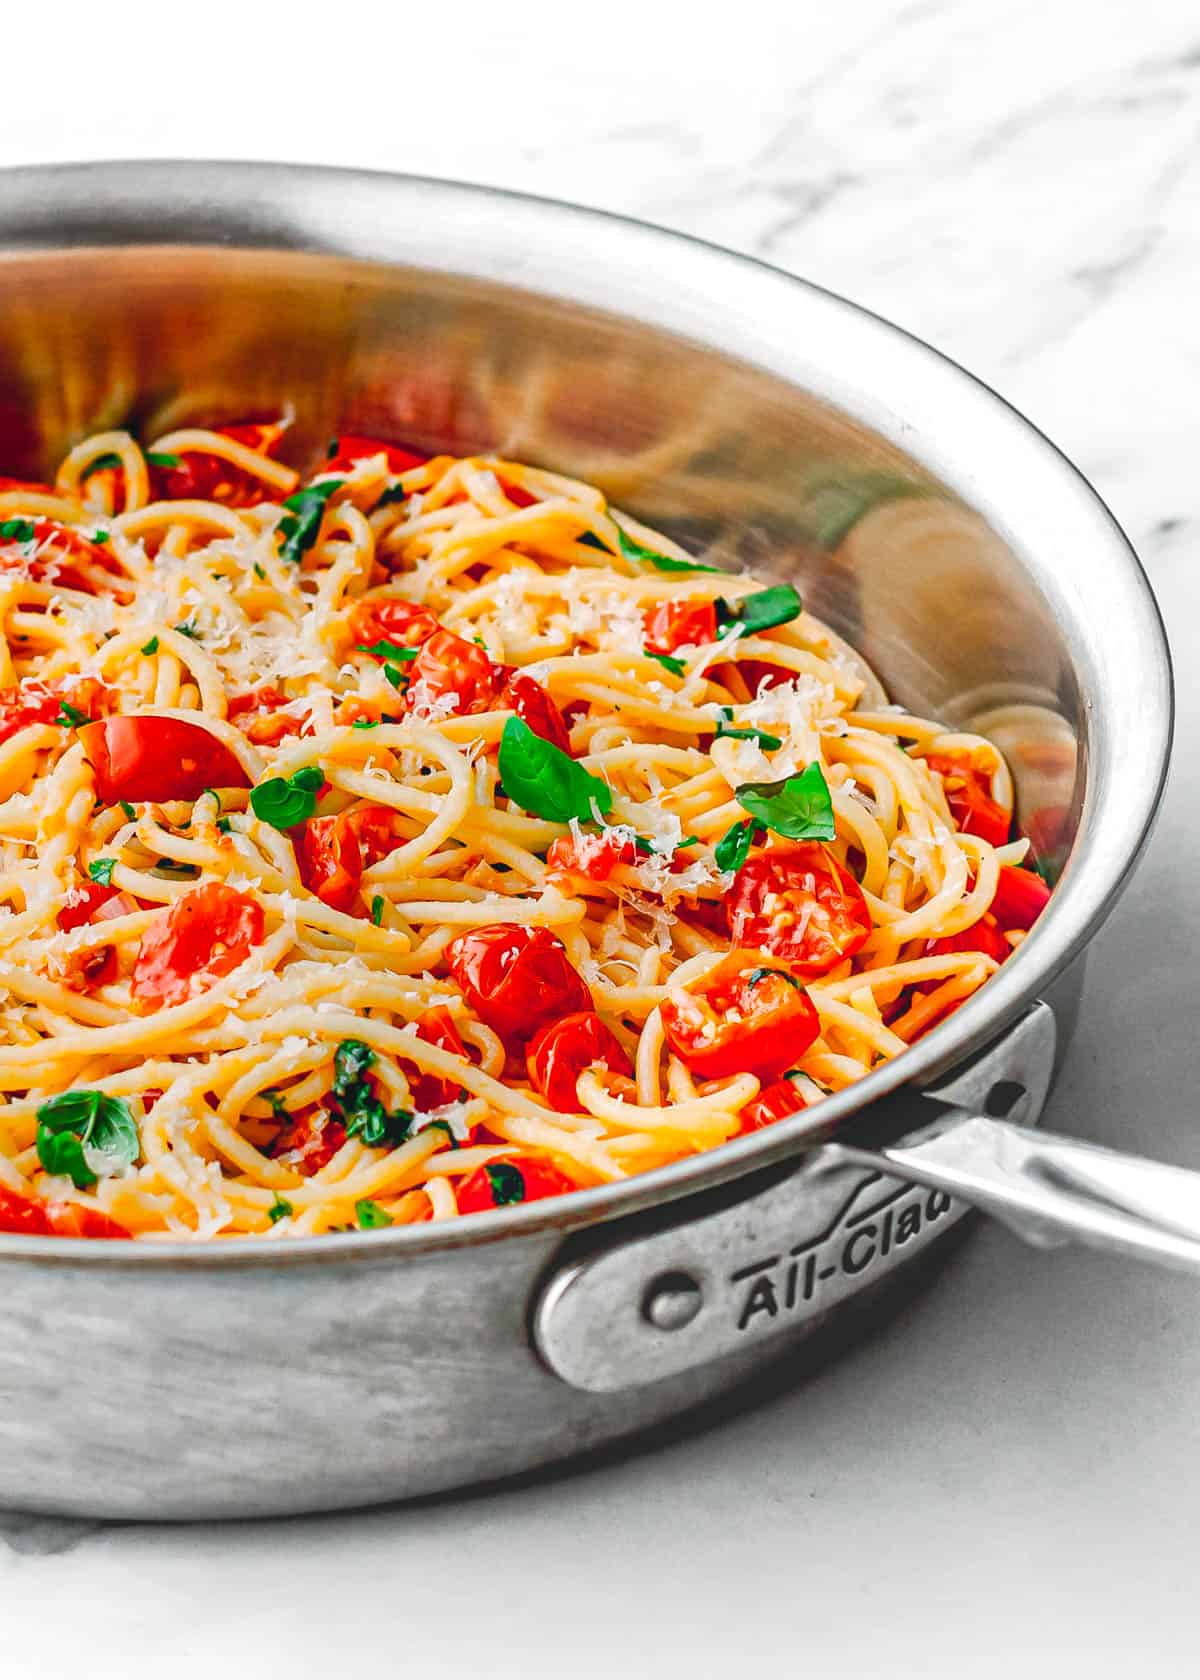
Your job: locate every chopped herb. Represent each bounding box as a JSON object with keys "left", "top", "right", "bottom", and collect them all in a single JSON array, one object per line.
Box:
[
  {"left": 140, "top": 635, "right": 159, "bottom": 655},
  {"left": 0, "top": 518, "right": 35, "bottom": 544},
  {"left": 734, "top": 762, "right": 836, "bottom": 843},
  {"left": 92, "top": 529, "right": 110, "bottom": 544},
  {"left": 174, "top": 619, "right": 202, "bottom": 640},
  {"left": 330, "top": 1039, "right": 413, "bottom": 1148},
  {"left": 485, "top": 1161, "right": 527, "bottom": 1205},
  {"left": 714, "top": 817, "right": 759, "bottom": 874},
  {"left": 263, "top": 1090, "right": 291, "bottom": 1121},
  {"left": 357, "top": 640, "right": 419, "bottom": 662},
  {"left": 277, "top": 478, "right": 343, "bottom": 565},
  {"left": 351, "top": 718, "right": 380, "bottom": 730},
  {"left": 80, "top": 451, "right": 122, "bottom": 479},
  {"left": 383, "top": 663, "right": 409, "bottom": 691},
  {"left": 747, "top": 967, "right": 801, "bottom": 989},
  {"left": 716, "top": 584, "right": 803, "bottom": 637},
  {"left": 715, "top": 709, "right": 783, "bottom": 750},
  {"left": 57, "top": 701, "right": 88, "bottom": 728},
  {"left": 644, "top": 648, "right": 686, "bottom": 677},
  {"left": 87, "top": 857, "right": 116, "bottom": 886},
  {"left": 613, "top": 522, "right": 722, "bottom": 574},
  {"left": 35, "top": 1090, "right": 138, "bottom": 1190},
  {"left": 675, "top": 836, "right": 700, "bottom": 849},
  {"left": 145, "top": 451, "right": 180, "bottom": 468},
  {"left": 422, "top": 1118, "right": 459, "bottom": 1149},
  {"left": 355, "top": 1198, "right": 393, "bottom": 1229},
  {"left": 497, "top": 716, "right": 613, "bottom": 825},
  {"left": 374, "top": 483, "right": 409, "bottom": 510},
  {"left": 118, "top": 800, "right": 136, "bottom": 821},
  {"left": 370, "top": 895, "right": 384, "bottom": 926},
  {"left": 326, "top": 437, "right": 339, "bottom": 458},
  {"left": 154, "top": 859, "right": 199, "bottom": 877},
  {"left": 267, "top": 1195, "right": 293, "bottom": 1224},
  {"left": 333, "top": 1039, "right": 374, "bottom": 1099},
  {"left": 203, "top": 786, "right": 222, "bottom": 813},
  {"left": 253, "top": 563, "right": 266, "bottom": 580},
  {"left": 217, "top": 816, "right": 232, "bottom": 835},
  {"left": 249, "top": 765, "right": 324, "bottom": 830}
]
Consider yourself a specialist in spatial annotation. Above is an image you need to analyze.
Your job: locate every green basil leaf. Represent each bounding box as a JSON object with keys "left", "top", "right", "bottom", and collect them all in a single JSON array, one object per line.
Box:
[
  {"left": 717, "top": 583, "right": 803, "bottom": 637},
  {"left": 0, "top": 518, "right": 35, "bottom": 544},
  {"left": 217, "top": 816, "right": 232, "bottom": 834},
  {"left": 118, "top": 800, "right": 136, "bottom": 820},
  {"left": 644, "top": 648, "right": 686, "bottom": 677},
  {"left": 485, "top": 1161, "right": 526, "bottom": 1205},
  {"left": 374, "top": 483, "right": 409, "bottom": 510},
  {"left": 734, "top": 762, "right": 836, "bottom": 842},
  {"left": 383, "top": 663, "right": 408, "bottom": 691},
  {"left": 91, "top": 529, "right": 110, "bottom": 544},
  {"left": 174, "top": 619, "right": 202, "bottom": 640},
  {"left": 153, "top": 859, "right": 199, "bottom": 877},
  {"left": 253, "top": 562, "right": 266, "bottom": 580},
  {"left": 355, "top": 1198, "right": 393, "bottom": 1229},
  {"left": 345, "top": 1098, "right": 413, "bottom": 1148},
  {"left": 277, "top": 479, "right": 343, "bottom": 564},
  {"left": 35, "top": 1089, "right": 138, "bottom": 1187},
  {"left": 497, "top": 716, "right": 612, "bottom": 824},
  {"left": 715, "top": 709, "right": 782, "bottom": 750},
  {"left": 333, "top": 1039, "right": 374, "bottom": 1100},
  {"left": 747, "top": 967, "right": 801, "bottom": 989},
  {"left": 81, "top": 451, "right": 123, "bottom": 479},
  {"left": 146, "top": 451, "right": 181, "bottom": 468},
  {"left": 57, "top": 701, "right": 88, "bottom": 728},
  {"left": 250, "top": 765, "right": 324, "bottom": 829},
  {"left": 675, "top": 836, "right": 700, "bottom": 849},
  {"left": 36, "top": 1124, "right": 96, "bottom": 1189},
  {"left": 140, "top": 635, "right": 159, "bottom": 655},
  {"left": 357, "top": 640, "right": 419, "bottom": 662},
  {"left": 263, "top": 1090, "right": 291, "bottom": 1121},
  {"left": 714, "top": 817, "right": 758, "bottom": 873},
  {"left": 613, "top": 523, "right": 722, "bottom": 574},
  {"left": 370, "top": 895, "right": 384, "bottom": 926},
  {"left": 88, "top": 857, "right": 116, "bottom": 886},
  {"left": 351, "top": 718, "right": 380, "bottom": 730},
  {"left": 267, "top": 1194, "right": 293, "bottom": 1224}
]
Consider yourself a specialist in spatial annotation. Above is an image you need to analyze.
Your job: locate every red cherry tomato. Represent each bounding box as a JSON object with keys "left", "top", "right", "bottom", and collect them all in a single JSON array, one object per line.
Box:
[
  {"left": 267, "top": 1105, "right": 347, "bottom": 1175},
  {"left": 152, "top": 421, "right": 287, "bottom": 506},
  {"left": 347, "top": 597, "right": 441, "bottom": 657},
  {"left": 676, "top": 896, "right": 731, "bottom": 940},
  {"left": 404, "top": 1006, "right": 470, "bottom": 1110},
  {"left": 924, "top": 752, "right": 1010, "bottom": 848},
  {"left": 406, "top": 629, "right": 502, "bottom": 716},
  {"left": 0, "top": 475, "right": 56, "bottom": 496},
  {"left": 740, "top": 1076, "right": 809, "bottom": 1134},
  {"left": 926, "top": 912, "right": 1010, "bottom": 965},
  {"left": 546, "top": 829, "right": 637, "bottom": 883},
  {"left": 0, "top": 676, "right": 112, "bottom": 748},
  {"left": 643, "top": 599, "right": 719, "bottom": 655},
  {"left": 445, "top": 924, "right": 592, "bottom": 1044},
  {"left": 455, "top": 1156, "right": 579, "bottom": 1214},
  {"left": 131, "top": 882, "right": 265, "bottom": 1009},
  {"left": 728, "top": 842, "right": 871, "bottom": 979},
  {"left": 499, "top": 669, "right": 572, "bottom": 753},
  {"left": 660, "top": 951, "right": 820, "bottom": 1081},
  {"left": 295, "top": 804, "right": 401, "bottom": 913},
  {"left": 55, "top": 880, "right": 140, "bottom": 991},
  {"left": 0, "top": 1185, "right": 53, "bottom": 1235},
  {"left": 526, "top": 1012, "right": 633, "bottom": 1113},
  {"left": 0, "top": 518, "right": 122, "bottom": 593},
  {"left": 80, "top": 715, "right": 251, "bottom": 804},
  {"left": 45, "top": 1203, "right": 131, "bottom": 1239},
  {"left": 227, "top": 685, "right": 305, "bottom": 747},
  {"left": 990, "top": 864, "right": 1051, "bottom": 932},
  {"left": 322, "top": 435, "right": 426, "bottom": 476}
]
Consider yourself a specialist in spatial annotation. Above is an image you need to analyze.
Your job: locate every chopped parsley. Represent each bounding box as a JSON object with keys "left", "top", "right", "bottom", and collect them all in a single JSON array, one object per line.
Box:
[
  {"left": 92, "top": 529, "right": 110, "bottom": 544},
  {"left": 249, "top": 765, "right": 324, "bottom": 830}
]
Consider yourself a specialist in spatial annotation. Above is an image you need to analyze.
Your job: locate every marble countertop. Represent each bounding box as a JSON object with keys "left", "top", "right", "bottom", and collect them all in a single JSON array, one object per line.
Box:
[{"left": 3, "top": 2, "right": 1199, "bottom": 1673}]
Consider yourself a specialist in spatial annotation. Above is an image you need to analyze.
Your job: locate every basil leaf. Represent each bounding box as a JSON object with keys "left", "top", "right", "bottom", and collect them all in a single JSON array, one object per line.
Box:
[
  {"left": 747, "top": 967, "right": 801, "bottom": 989},
  {"left": 92, "top": 529, "right": 110, "bottom": 544},
  {"left": 422, "top": 1118, "right": 459, "bottom": 1149},
  {"left": 485, "top": 1161, "right": 526, "bottom": 1205},
  {"left": 644, "top": 648, "right": 686, "bottom": 677},
  {"left": 153, "top": 859, "right": 198, "bottom": 877},
  {"left": 267, "top": 1194, "right": 293, "bottom": 1224},
  {"left": 370, "top": 895, "right": 384, "bottom": 926},
  {"left": 57, "top": 701, "right": 88, "bottom": 728},
  {"left": 80, "top": 451, "right": 122, "bottom": 479},
  {"left": 357, "top": 640, "right": 419, "bottom": 662},
  {"left": 675, "top": 836, "right": 700, "bottom": 849},
  {"left": 88, "top": 857, "right": 116, "bottom": 886},
  {"left": 0, "top": 518, "right": 35, "bottom": 543},
  {"left": 351, "top": 718, "right": 380, "bottom": 730},
  {"left": 375, "top": 484, "right": 409, "bottom": 510},
  {"left": 328, "top": 1040, "right": 413, "bottom": 1147},
  {"left": 174, "top": 619, "right": 202, "bottom": 640},
  {"left": 715, "top": 710, "right": 782, "bottom": 750},
  {"left": 277, "top": 479, "right": 343, "bottom": 565},
  {"left": 333, "top": 1039, "right": 374, "bottom": 1100},
  {"left": 383, "top": 663, "right": 408, "bottom": 691},
  {"left": 118, "top": 800, "right": 136, "bottom": 820},
  {"left": 263, "top": 1090, "right": 291, "bottom": 1121},
  {"left": 613, "top": 523, "right": 722, "bottom": 575},
  {"left": 714, "top": 817, "right": 758, "bottom": 874},
  {"left": 497, "top": 716, "right": 612, "bottom": 825},
  {"left": 355, "top": 1198, "right": 393, "bottom": 1229},
  {"left": 734, "top": 762, "right": 836, "bottom": 842},
  {"left": 717, "top": 583, "right": 803, "bottom": 637},
  {"left": 145, "top": 451, "right": 180, "bottom": 468},
  {"left": 253, "top": 563, "right": 266, "bottom": 580},
  {"left": 35, "top": 1089, "right": 138, "bottom": 1189},
  {"left": 140, "top": 635, "right": 159, "bottom": 655},
  {"left": 217, "top": 816, "right": 232, "bottom": 834},
  {"left": 250, "top": 765, "right": 324, "bottom": 829},
  {"left": 346, "top": 1099, "right": 413, "bottom": 1148}
]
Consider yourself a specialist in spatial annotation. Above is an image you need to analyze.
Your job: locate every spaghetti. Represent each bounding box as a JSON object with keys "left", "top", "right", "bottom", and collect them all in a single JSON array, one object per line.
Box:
[{"left": 0, "top": 424, "right": 1050, "bottom": 1240}]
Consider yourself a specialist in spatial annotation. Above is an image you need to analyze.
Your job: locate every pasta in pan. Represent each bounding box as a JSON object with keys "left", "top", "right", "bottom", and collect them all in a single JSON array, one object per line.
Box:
[{"left": 0, "top": 423, "right": 1050, "bottom": 1239}]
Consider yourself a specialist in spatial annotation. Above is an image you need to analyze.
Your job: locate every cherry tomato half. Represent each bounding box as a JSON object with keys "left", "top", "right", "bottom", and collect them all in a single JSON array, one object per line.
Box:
[
  {"left": 499, "top": 670, "right": 572, "bottom": 753},
  {"left": 131, "top": 882, "right": 265, "bottom": 1010},
  {"left": 526, "top": 1012, "right": 633, "bottom": 1113},
  {"left": 44, "top": 1203, "right": 131, "bottom": 1239},
  {"left": 347, "top": 597, "right": 441, "bottom": 656},
  {"left": 990, "top": 864, "right": 1051, "bottom": 932},
  {"left": 661, "top": 951, "right": 820, "bottom": 1081},
  {"left": 80, "top": 715, "right": 251, "bottom": 805},
  {"left": 740, "top": 1076, "right": 809, "bottom": 1134},
  {"left": 545, "top": 829, "right": 636, "bottom": 883},
  {"left": 0, "top": 519, "right": 122, "bottom": 593},
  {"left": 455, "top": 1156, "right": 578, "bottom": 1214},
  {"left": 0, "top": 1185, "right": 52, "bottom": 1235},
  {"left": 323, "top": 435, "right": 427, "bottom": 476},
  {"left": 152, "top": 421, "right": 287, "bottom": 506},
  {"left": 405, "top": 629, "right": 501, "bottom": 716},
  {"left": 295, "top": 803, "right": 402, "bottom": 914},
  {"left": 924, "top": 751, "right": 1010, "bottom": 848},
  {"left": 643, "top": 599, "right": 718, "bottom": 654},
  {"left": 0, "top": 677, "right": 112, "bottom": 748},
  {"left": 728, "top": 842, "right": 871, "bottom": 979},
  {"left": 55, "top": 880, "right": 140, "bottom": 991},
  {"left": 445, "top": 924, "right": 592, "bottom": 1045},
  {"left": 228, "top": 685, "right": 305, "bottom": 747},
  {"left": 267, "top": 1105, "right": 348, "bottom": 1175},
  {"left": 926, "top": 912, "right": 1010, "bottom": 965},
  {"left": 405, "top": 1006, "right": 470, "bottom": 1111}
]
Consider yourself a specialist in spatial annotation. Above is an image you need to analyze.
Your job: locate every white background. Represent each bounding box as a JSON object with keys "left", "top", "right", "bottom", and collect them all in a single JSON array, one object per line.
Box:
[{"left": 2, "top": 2, "right": 1200, "bottom": 1674}]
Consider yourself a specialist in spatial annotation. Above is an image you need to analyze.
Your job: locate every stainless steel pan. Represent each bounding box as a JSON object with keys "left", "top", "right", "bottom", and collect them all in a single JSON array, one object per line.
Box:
[{"left": 0, "top": 162, "right": 1174, "bottom": 1519}]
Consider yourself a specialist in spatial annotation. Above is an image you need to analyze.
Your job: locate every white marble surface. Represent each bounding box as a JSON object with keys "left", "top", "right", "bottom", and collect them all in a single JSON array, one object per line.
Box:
[{"left": 3, "top": 1, "right": 1200, "bottom": 1673}]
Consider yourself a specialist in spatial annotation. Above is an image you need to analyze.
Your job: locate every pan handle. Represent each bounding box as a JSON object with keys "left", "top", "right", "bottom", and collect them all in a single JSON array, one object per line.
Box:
[{"left": 535, "top": 1000, "right": 1200, "bottom": 1393}]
